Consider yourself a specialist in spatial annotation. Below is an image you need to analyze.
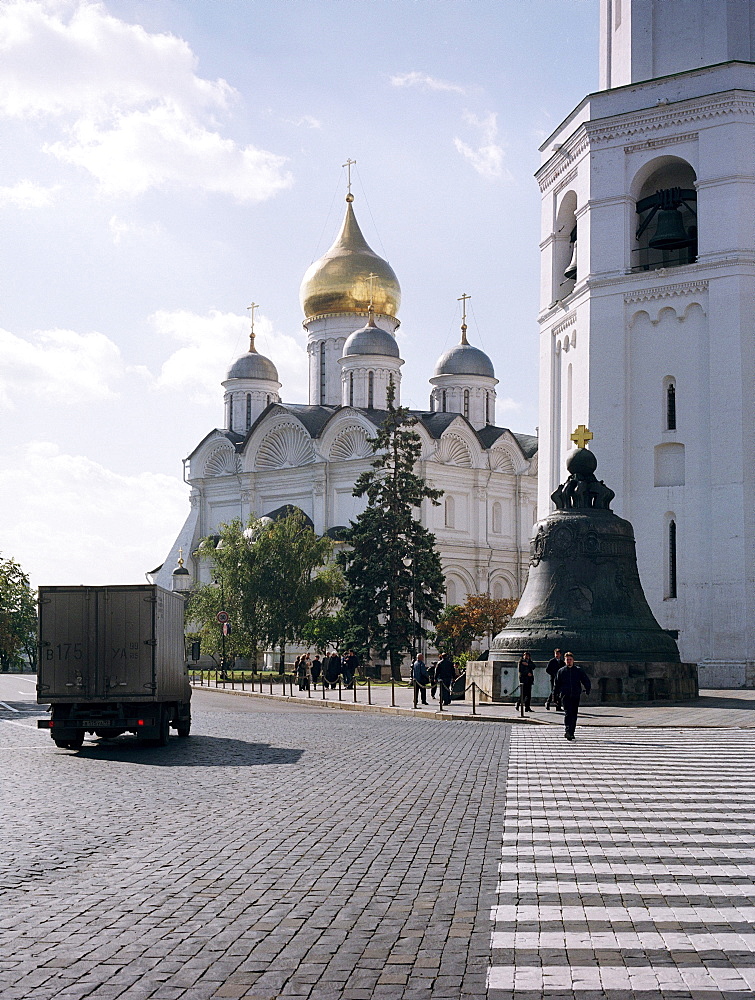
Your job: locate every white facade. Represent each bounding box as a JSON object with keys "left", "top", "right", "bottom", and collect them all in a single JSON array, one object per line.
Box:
[
  {"left": 538, "top": 0, "right": 755, "bottom": 685},
  {"left": 155, "top": 198, "right": 538, "bottom": 618}
]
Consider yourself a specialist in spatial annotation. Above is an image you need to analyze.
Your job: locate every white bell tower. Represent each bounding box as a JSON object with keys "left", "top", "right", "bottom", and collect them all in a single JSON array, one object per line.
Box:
[{"left": 538, "top": 0, "right": 755, "bottom": 686}]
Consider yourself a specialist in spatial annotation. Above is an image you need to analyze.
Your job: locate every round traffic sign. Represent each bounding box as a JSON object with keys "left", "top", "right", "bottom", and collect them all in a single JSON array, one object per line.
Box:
[{"left": 216, "top": 611, "right": 229, "bottom": 624}]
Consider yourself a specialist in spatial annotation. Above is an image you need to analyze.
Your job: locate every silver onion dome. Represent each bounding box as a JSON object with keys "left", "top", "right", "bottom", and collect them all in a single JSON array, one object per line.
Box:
[
  {"left": 433, "top": 342, "right": 494, "bottom": 378},
  {"left": 343, "top": 319, "right": 400, "bottom": 359},
  {"left": 226, "top": 350, "right": 278, "bottom": 382}
]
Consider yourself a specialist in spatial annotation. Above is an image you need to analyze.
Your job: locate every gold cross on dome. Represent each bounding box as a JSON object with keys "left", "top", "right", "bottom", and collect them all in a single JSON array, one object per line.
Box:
[
  {"left": 366, "top": 272, "right": 378, "bottom": 309},
  {"left": 247, "top": 302, "right": 258, "bottom": 350},
  {"left": 343, "top": 158, "right": 356, "bottom": 195},
  {"left": 458, "top": 292, "right": 470, "bottom": 344},
  {"left": 571, "top": 424, "right": 593, "bottom": 449}
]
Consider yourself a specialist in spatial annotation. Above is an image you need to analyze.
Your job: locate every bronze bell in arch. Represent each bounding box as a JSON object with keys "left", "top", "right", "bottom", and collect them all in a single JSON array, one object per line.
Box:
[
  {"left": 563, "top": 226, "right": 578, "bottom": 281},
  {"left": 648, "top": 206, "right": 691, "bottom": 250}
]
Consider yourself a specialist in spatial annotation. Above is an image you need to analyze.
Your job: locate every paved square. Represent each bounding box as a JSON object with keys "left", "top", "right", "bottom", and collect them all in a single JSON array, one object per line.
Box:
[
  {"left": 489, "top": 728, "right": 755, "bottom": 999},
  {"left": 0, "top": 687, "right": 507, "bottom": 1000}
]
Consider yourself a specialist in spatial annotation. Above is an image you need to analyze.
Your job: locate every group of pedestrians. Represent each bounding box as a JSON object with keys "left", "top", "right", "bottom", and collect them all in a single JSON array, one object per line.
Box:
[
  {"left": 517, "top": 646, "right": 591, "bottom": 740},
  {"left": 410, "top": 652, "right": 459, "bottom": 709},
  {"left": 294, "top": 649, "right": 359, "bottom": 691}
]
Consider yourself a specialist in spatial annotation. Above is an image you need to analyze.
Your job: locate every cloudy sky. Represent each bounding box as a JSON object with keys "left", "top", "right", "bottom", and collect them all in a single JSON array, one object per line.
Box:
[{"left": 1, "top": 0, "right": 598, "bottom": 586}]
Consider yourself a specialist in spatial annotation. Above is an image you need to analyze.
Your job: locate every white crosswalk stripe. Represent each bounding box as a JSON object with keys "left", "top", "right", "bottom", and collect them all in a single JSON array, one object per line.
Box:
[{"left": 488, "top": 728, "right": 755, "bottom": 997}]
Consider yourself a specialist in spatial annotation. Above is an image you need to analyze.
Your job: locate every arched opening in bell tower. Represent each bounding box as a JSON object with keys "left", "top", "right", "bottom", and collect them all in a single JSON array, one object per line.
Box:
[
  {"left": 553, "top": 191, "right": 578, "bottom": 301},
  {"left": 632, "top": 158, "right": 697, "bottom": 273}
]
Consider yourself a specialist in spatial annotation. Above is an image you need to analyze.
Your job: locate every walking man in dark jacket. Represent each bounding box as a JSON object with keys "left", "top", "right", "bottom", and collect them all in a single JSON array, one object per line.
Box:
[
  {"left": 435, "top": 654, "right": 455, "bottom": 707},
  {"left": 545, "top": 648, "right": 564, "bottom": 711},
  {"left": 554, "top": 652, "right": 591, "bottom": 740}
]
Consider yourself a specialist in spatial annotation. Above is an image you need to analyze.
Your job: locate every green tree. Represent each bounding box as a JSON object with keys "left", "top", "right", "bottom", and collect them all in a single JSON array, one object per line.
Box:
[
  {"left": 339, "top": 380, "right": 445, "bottom": 678},
  {"left": 189, "top": 512, "right": 340, "bottom": 668},
  {"left": 0, "top": 555, "right": 37, "bottom": 671},
  {"left": 431, "top": 594, "right": 519, "bottom": 657},
  {"left": 253, "top": 512, "right": 340, "bottom": 664},
  {"left": 299, "top": 610, "right": 348, "bottom": 655},
  {"left": 431, "top": 604, "right": 477, "bottom": 658}
]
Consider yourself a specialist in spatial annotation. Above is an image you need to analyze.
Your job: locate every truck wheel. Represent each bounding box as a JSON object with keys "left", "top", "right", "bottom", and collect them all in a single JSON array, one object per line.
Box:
[
  {"left": 176, "top": 720, "right": 191, "bottom": 737},
  {"left": 156, "top": 709, "right": 170, "bottom": 747}
]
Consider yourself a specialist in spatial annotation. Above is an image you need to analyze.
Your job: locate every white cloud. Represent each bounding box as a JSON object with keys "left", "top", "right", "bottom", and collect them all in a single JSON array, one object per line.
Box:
[
  {"left": 0, "top": 1, "right": 292, "bottom": 201},
  {"left": 148, "top": 308, "right": 308, "bottom": 403},
  {"left": 0, "top": 442, "right": 188, "bottom": 586},
  {"left": 0, "top": 179, "right": 59, "bottom": 208},
  {"left": 496, "top": 397, "right": 521, "bottom": 415},
  {"left": 454, "top": 111, "right": 511, "bottom": 181},
  {"left": 0, "top": 0, "right": 231, "bottom": 118},
  {"left": 391, "top": 71, "right": 467, "bottom": 95},
  {"left": 0, "top": 325, "right": 126, "bottom": 407},
  {"left": 47, "top": 107, "right": 291, "bottom": 200},
  {"left": 108, "top": 213, "right": 162, "bottom": 244}
]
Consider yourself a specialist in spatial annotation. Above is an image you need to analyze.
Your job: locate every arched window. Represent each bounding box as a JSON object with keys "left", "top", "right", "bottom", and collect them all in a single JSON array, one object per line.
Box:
[
  {"left": 246, "top": 394, "right": 252, "bottom": 430},
  {"left": 446, "top": 579, "right": 457, "bottom": 606},
  {"left": 445, "top": 495, "right": 455, "bottom": 528},
  {"left": 492, "top": 501, "right": 502, "bottom": 534},
  {"left": 319, "top": 342, "right": 326, "bottom": 404},
  {"left": 442, "top": 390, "right": 447, "bottom": 413},
  {"left": 430, "top": 394, "right": 435, "bottom": 413},
  {"left": 666, "top": 381, "right": 676, "bottom": 430},
  {"left": 227, "top": 397, "right": 233, "bottom": 432},
  {"left": 266, "top": 394, "right": 271, "bottom": 407},
  {"left": 668, "top": 519, "right": 677, "bottom": 598},
  {"left": 349, "top": 372, "right": 354, "bottom": 407},
  {"left": 463, "top": 389, "right": 470, "bottom": 419},
  {"left": 493, "top": 581, "right": 503, "bottom": 601},
  {"left": 485, "top": 391, "right": 491, "bottom": 425},
  {"left": 368, "top": 371, "right": 374, "bottom": 409}
]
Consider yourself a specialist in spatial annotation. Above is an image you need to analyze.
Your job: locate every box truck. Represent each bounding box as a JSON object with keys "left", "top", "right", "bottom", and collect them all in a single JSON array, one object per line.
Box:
[{"left": 37, "top": 584, "right": 191, "bottom": 749}]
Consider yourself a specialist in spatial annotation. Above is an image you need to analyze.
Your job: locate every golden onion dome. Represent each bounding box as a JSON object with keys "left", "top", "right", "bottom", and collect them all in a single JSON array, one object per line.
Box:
[{"left": 300, "top": 197, "right": 401, "bottom": 320}]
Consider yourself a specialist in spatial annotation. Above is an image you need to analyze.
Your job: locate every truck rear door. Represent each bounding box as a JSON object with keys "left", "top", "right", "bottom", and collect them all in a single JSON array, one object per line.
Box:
[
  {"left": 102, "top": 587, "right": 156, "bottom": 699},
  {"left": 38, "top": 588, "right": 96, "bottom": 700}
]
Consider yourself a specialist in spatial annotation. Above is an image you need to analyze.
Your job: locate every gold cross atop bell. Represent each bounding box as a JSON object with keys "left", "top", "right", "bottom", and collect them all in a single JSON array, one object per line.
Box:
[{"left": 571, "top": 424, "right": 593, "bottom": 449}]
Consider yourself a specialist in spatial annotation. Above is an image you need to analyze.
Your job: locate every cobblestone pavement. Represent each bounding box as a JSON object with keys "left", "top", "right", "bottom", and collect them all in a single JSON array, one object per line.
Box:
[
  {"left": 489, "top": 727, "right": 755, "bottom": 999},
  {"left": 0, "top": 684, "right": 508, "bottom": 1000}
]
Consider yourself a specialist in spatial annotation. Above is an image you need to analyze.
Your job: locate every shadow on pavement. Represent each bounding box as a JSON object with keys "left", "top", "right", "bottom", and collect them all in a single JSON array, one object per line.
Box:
[
  {"left": 694, "top": 694, "right": 755, "bottom": 711},
  {"left": 71, "top": 734, "right": 305, "bottom": 767}
]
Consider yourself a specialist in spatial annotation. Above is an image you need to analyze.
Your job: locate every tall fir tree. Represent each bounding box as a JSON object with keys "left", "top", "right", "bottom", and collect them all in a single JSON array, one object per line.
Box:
[{"left": 340, "top": 380, "right": 445, "bottom": 678}]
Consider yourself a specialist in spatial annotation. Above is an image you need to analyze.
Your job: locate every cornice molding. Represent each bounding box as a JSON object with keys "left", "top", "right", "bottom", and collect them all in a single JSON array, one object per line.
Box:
[
  {"left": 623, "top": 279, "right": 709, "bottom": 304},
  {"left": 587, "top": 94, "right": 755, "bottom": 144},
  {"left": 624, "top": 131, "right": 698, "bottom": 154},
  {"left": 552, "top": 312, "right": 577, "bottom": 337},
  {"left": 537, "top": 130, "right": 590, "bottom": 192}
]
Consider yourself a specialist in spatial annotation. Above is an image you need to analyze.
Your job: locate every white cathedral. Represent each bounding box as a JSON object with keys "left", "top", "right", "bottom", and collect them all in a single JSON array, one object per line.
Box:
[
  {"left": 156, "top": 0, "right": 755, "bottom": 688},
  {"left": 152, "top": 192, "right": 539, "bottom": 610}
]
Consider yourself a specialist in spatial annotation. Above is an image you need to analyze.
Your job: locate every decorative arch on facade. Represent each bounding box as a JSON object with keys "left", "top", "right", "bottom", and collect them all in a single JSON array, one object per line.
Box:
[
  {"left": 489, "top": 447, "right": 516, "bottom": 473},
  {"left": 255, "top": 423, "right": 316, "bottom": 470},
  {"left": 435, "top": 432, "right": 473, "bottom": 468},
  {"left": 329, "top": 424, "right": 374, "bottom": 462},
  {"left": 444, "top": 567, "right": 475, "bottom": 607},
  {"left": 490, "top": 573, "right": 516, "bottom": 601},
  {"left": 203, "top": 444, "right": 241, "bottom": 478}
]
